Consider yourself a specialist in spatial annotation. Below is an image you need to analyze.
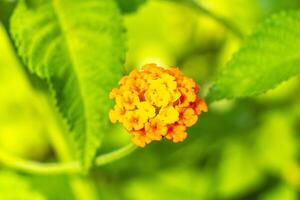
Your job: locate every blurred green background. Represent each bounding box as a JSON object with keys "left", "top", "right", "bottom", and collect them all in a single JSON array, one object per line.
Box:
[{"left": 0, "top": 0, "right": 299, "bottom": 199}]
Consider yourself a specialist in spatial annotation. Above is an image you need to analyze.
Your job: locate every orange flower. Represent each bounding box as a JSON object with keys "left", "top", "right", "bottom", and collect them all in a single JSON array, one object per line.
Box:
[
  {"left": 191, "top": 97, "right": 208, "bottom": 115},
  {"left": 108, "top": 64, "right": 207, "bottom": 147},
  {"left": 145, "top": 118, "right": 167, "bottom": 140},
  {"left": 166, "top": 124, "right": 187, "bottom": 143},
  {"left": 109, "top": 88, "right": 120, "bottom": 99},
  {"left": 132, "top": 79, "right": 148, "bottom": 97},
  {"left": 119, "top": 75, "right": 129, "bottom": 85},
  {"left": 178, "top": 87, "right": 196, "bottom": 107},
  {"left": 179, "top": 108, "right": 198, "bottom": 127},
  {"left": 116, "top": 91, "right": 139, "bottom": 110},
  {"left": 131, "top": 129, "right": 151, "bottom": 147},
  {"left": 109, "top": 105, "right": 126, "bottom": 123},
  {"left": 180, "top": 77, "right": 197, "bottom": 91},
  {"left": 167, "top": 67, "right": 183, "bottom": 81},
  {"left": 123, "top": 110, "right": 147, "bottom": 131},
  {"left": 143, "top": 63, "right": 164, "bottom": 76}
]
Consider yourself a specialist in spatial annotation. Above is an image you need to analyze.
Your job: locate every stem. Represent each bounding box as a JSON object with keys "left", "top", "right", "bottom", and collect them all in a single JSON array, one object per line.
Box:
[
  {"left": 0, "top": 143, "right": 137, "bottom": 175},
  {"left": 0, "top": 150, "right": 80, "bottom": 174},
  {"left": 158, "top": 0, "right": 244, "bottom": 39},
  {"left": 95, "top": 143, "right": 137, "bottom": 166},
  {"left": 36, "top": 96, "right": 100, "bottom": 200}
]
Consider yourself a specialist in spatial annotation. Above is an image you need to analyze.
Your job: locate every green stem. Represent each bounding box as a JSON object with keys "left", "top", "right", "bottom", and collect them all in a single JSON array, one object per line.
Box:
[
  {"left": 158, "top": 0, "right": 244, "bottom": 39},
  {"left": 35, "top": 96, "right": 100, "bottom": 200},
  {"left": 0, "top": 143, "right": 137, "bottom": 175},
  {"left": 0, "top": 150, "right": 80, "bottom": 174},
  {"left": 95, "top": 143, "right": 137, "bottom": 166}
]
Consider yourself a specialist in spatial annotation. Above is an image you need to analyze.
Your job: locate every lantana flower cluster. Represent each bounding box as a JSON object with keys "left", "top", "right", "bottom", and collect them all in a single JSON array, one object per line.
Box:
[{"left": 109, "top": 64, "right": 208, "bottom": 147}]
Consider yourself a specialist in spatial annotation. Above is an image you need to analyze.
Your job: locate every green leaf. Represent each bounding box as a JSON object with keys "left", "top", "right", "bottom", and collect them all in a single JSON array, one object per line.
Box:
[
  {"left": 115, "top": 0, "right": 146, "bottom": 14},
  {"left": 0, "top": 171, "right": 46, "bottom": 200},
  {"left": 10, "top": 0, "right": 125, "bottom": 170},
  {"left": 207, "top": 11, "right": 300, "bottom": 101},
  {"left": 0, "top": 1, "right": 16, "bottom": 27}
]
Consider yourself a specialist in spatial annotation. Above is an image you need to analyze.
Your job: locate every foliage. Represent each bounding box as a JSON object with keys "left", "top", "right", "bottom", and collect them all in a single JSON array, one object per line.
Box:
[
  {"left": 115, "top": 0, "right": 147, "bottom": 14},
  {"left": 208, "top": 11, "right": 300, "bottom": 101},
  {"left": 10, "top": 0, "right": 126, "bottom": 169}
]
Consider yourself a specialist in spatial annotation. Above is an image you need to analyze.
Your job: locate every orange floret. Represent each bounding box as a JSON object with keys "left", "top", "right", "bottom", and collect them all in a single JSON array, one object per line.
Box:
[
  {"left": 178, "top": 87, "right": 196, "bottom": 107},
  {"left": 108, "top": 63, "right": 208, "bottom": 147},
  {"left": 123, "top": 110, "right": 147, "bottom": 131},
  {"left": 116, "top": 91, "right": 139, "bottom": 110},
  {"left": 192, "top": 97, "right": 208, "bottom": 115},
  {"left": 131, "top": 129, "right": 152, "bottom": 147},
  {"left": 180, "top": 108, "right": 198, "bottom": 127},
  {"left": 166, "top": 124, "right": 187, "bottom": 143},
  {"left": 145, "top": 118, "right": 167, "bottom": 140},
  {"left": 109, "top": 105, "right": 126, "bottom": 123}
]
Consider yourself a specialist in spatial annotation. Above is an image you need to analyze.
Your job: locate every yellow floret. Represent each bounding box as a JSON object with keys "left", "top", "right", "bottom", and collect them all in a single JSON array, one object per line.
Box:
[
  {"left": 123, "top": 110, "right": 147, "bottom": 131},
  {"left": 108, "top": 105, "right": 126, "bottom": 123},
  {"left": 157, "top": 106, "right": 179, "bottom": 124},
  {"left": 160, "top": 73, "right": 177, "bottom": 91},
  {"left": 145, "top": 79, "right": 171, "bottom": 107},
  {"left": 137, "top": 101, "right": 156, "bottom": 119}
]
